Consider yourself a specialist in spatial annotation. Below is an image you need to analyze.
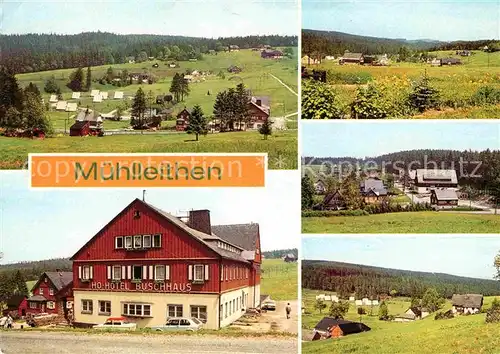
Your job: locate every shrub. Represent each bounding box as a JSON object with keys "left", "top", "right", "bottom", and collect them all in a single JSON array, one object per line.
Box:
[
  {"left": 435, "top": 310, "right": 454, "bottom": 320},
  {"left": 470, "top": 86, "right": 500, "bottom": 106},
  {"left": 350, "top": 84, "right": 389, "bottom": 119},
  {"left": 408, "top": 75, "right": 440, "bottom": 112},
  {"left": 302, "top": 80, "right": 345, "bottom": 119}
]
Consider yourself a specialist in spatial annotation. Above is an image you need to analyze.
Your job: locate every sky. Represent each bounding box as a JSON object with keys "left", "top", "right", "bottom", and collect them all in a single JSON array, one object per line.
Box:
[
  {"left": 302, "top": 0, "right": 500, "bottom": 41},
  {"left": 0, "top": 170, "right": 300, "bottom": 264},
  {"left": 302, "top": 237, "right": 500, "bottom": 280},
  {"left": 1, "top": 0, "right": 298, "bottom": 37},
  {"left": 302, "top": 121, "right": 500, "bottom": 158}
]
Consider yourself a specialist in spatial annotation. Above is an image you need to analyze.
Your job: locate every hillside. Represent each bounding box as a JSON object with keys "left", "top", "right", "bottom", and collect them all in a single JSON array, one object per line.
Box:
[
  {"left": 0, "top": 32, "right": 297, "bottom": 74},
  {"left": 262, "top": 248, "right": 298, "bottom": 259},
  {"left": 302, "top": 260, "right": 500, "bottom": 298},
  {"left": 0, "top": 257, "right": 72, "bottom": 281},
  {"left": 302, "top": 29, "right": 498, "bottom": 56}
]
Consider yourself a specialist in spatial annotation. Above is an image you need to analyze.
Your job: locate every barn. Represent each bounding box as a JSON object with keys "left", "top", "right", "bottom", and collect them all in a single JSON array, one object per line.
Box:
[
  {"left": 339, "top": 52, "right": 364, "bottom": 65},
  {"left": 430, "top": 189, "right": 459, "bottom": 208},
  {"left": 70, "top": 198, "right": 262, "bottom": 330},
  {"left": 5, "top": 294, "right": 28, "bottom": 317},
  {"left": 27, "top": 272, "right": 73, "bottom": 317},
  {"left": 452, "top": 294, "right": 483, "bottom": 315},
  {"left": 313, "top": 317, "right": 371, "bottom": 339}
]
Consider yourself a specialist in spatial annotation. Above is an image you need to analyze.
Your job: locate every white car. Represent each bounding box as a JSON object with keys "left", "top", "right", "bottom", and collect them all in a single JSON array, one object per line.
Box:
[
  {"left": 93, "top": 317, "right": 137, "bottom": 331},
  {"left": 149, "top": 317, "right": 203, "bottom": 332},
  {"left": 262, "top": 300, "right": 276, "bottom": 311}
]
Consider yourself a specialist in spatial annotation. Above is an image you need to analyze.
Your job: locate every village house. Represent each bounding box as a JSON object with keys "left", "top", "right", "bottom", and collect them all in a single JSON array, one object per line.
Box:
[
  {"left": 312, "top": 317, "right": 371, "bottom": 340},
  {"left": 5, "top": 294, "right": 28, "bottom": 317},
  {"left": 314, "top": 180, "right": 327, "bottom": 194},
  {"left": 176, "top": 108, "right": 192, "bottom": 131},
  {"left": 69, "top": 109, "right": 103, "bottom": 137},
  {"left": 360, "top": 178, "right": 388, "bottom": 204},
  {"left": 70, "top": 198, "right": 262, "bottom": 330},
  {"left": 283, "top": 253, "right": 297, "bottom": 263},
  {"left": 430, "top": 58, "right": 441, "bottom": 67},
  {"left": 261, "top": 49, "right": 284, "bottom": 59},
  {"left": 245, "top": 96, "right": 270, "bottom": 130},
  {"left": 229, "top": 45, "right": 240, "bottom": 52},
  {"left": 301, "top": 55, "right": 321, "bottom": 65},
  {"left": 413, "top": 169, "right": 458, "bottom": 193},
  {"left": 339, "top": 52, "right": 364, "bottom": 65},
  {"left": 27, "top": 271, "right": 73, "bottom": 318},
  {"left": 430, "top": 189, "right": 459, "bottom": 208},
  {"left": 394, "top": 307, "right": 430, "bottom": 322},
  {"left": 321, "top": 190, "right": 346, "bottom": 210},
  {"left": 440, "top": 58, "right": 462, "bottom": 66},
  {"left": 451, "top": 294, "right": 483, "bottom": 315}
]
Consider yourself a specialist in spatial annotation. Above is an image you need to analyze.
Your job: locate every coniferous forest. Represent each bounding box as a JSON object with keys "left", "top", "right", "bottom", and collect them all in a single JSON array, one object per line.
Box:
[
  {"left": 0, "top": 32, "right": 298, "bottom": 74},
  {"left": 302, "top": 260, "right": 500, "bottom": 299}
]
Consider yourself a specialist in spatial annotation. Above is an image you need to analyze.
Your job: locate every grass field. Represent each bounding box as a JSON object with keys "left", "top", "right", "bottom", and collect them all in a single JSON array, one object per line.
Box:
[
  {"left": 307, "top": 50, "right": 500, "bottom": 118},
  {"left": 0, "top": 130, "right": 297, "bottom": 170},
  {"left": 302, "top": 211, "right": 500, "bottom": 233},
  {"left": 4, "top": 49, "right": 298, "bottom": 169},
  {"left": 302, "top": 289, "right": 500, "bottom": 354},
  {"left": 261, "top": 259, "right": 298, "bottom": 301}
]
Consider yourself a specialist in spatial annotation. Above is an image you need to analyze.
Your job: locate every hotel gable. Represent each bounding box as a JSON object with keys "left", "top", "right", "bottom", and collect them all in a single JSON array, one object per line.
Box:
[{"left": 70, "top": 198, "right": 262, "bottom": 329}]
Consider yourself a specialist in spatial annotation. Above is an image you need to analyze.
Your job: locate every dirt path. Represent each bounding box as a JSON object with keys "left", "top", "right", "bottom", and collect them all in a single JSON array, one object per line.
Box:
[
  {"left": 0, "top": 331, "right": 297, "bottom": 354},
  {"left": 269, "top": 74, "right": 298, "bottom": 96}
]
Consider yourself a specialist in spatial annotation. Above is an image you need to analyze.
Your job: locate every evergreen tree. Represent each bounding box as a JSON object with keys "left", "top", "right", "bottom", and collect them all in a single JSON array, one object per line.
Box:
[
  {"left": 131, "top": 87, "right": 147, "bottom": 128},
  {"left": 0, "top": 66, "right": 24, "bottom": 119},
  {"left": 179, "top": 77, "right": 190, "bottom": 101},
  {"left": 56, "top": 87, "right": 63, "bottom": 100},
  {"left": 301, "top": 174, "right": 316, "bottom": 210},
  {"left": 186, "top": 105, "right": 208, "bottom": 141},
  {"left": 378, "top": 301, "right": 389, "bottom": 320},
  {"left": 85, "top": 66, "right": 92, "bottom": 91},
  {"left": 13, "top": 270, "right": 29, "bottom": 296},
  {"left": 67, "top": 67, "right": 84, "bottom": 92},
  {"left": 2, "top": 106, "right": 23, "bottom": 131},
  {"left": 106, "top": 67, "right": 114, "bottom": 84},
  {"left": 23, "top": 92, "right": 52, "bottom": 133},
  {"left": 44, "top": 75, "right": 59, "bottom": 94},
  {"left": 235, "top": 83, "right": 250, "bottom": 129},
  {"left": 0, "top": 272, "right": 16, "bottom": 303},
  {"left": 24, "top": 82, "right": 41, "bottom": 98},
  {"left": 170, "top": 73, "right": 181, "bottom": 102},
  {"left": 259, "top": 118, "right": 273, "bottom": 140},
  {"left": 409, "top": 73, "right": 440, "bottom": 113}
]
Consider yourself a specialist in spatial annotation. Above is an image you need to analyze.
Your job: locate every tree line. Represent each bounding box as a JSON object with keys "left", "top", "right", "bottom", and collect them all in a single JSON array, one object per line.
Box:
[
  {"left": 0, "top": 32, "right": 297, "bottom": 74},
  {"left": 262, "top": 248, "right": 298, "bottom": 259},
  {"left": 302, "top": 260, "right": 500, "bottom": 299}
]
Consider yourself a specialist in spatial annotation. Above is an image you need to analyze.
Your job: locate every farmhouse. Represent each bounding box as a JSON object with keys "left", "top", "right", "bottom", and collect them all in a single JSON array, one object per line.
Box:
[
  {"left": 322, "top": 190, "right": 346, "bottom": 210},
  {"left": 283, "top": 253, "right": 297, "bottom": 263},
  {"left": 441, "top": 58, "right": 462, "bottom": 66},
  {"left": 176, "top": 108, "right": 192, "bottom": 131},
  {"left": 70, "top": 198, "right": 262, "bottom": 330},
  {"left": 314, "top": 180, "right": 327, "bottom": 194},
  {"left": 70, "top": 109, "right": 103, "bottom": 136},
  {"left": 452, "top": 294, "right": 483, "bottom": 314},
  {"left": 339, "top": 52, "right": 364, "bottom": 65},
  {"left": 246, "top": 96, "right": 270, "bottom": 130},
  {"left": 261, "top": 49, "right": 283, "bottom": 59},
  {"left": 27, "top": 271, "right": 73, "bottom": 317},
  {"left": 5, "top": 294, "right": 28, "bottom": 317},
  {"left": 229, "top": 45, "right": 240, "bottom": 52},
  {"left": 430, "top": 189, "right": 459, "bottom": 208},
  {"left": 395, "top": 307, "right": 430, "bottom": 322},
  {"left": 301, "top": 55, "right": 320, "bottom": 65},
  {"left": 413, "top": 169, "right": 458, "bottom": 193},
  {"left": 313, "top": 317, "right": 371, "bottom": 339},
  {"left": 360, "top": 178, "right": 388, "bottom": 203}
]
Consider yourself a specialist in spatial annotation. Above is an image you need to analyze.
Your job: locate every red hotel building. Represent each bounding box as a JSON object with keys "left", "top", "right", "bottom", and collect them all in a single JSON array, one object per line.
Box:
[{"left": 70, "top": 198, "right": 262, "bottom": 329}]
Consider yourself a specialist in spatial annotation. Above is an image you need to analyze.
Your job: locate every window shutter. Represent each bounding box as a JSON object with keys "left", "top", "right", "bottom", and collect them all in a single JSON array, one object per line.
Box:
[
  {"left": 149, "top": 266, "right": 153, "bottom": 280},
  {"left": 188, "top": 265, "right": 193, "bottom": 281},
  {"left": 220, "top": 266, "right": 223, "bottom": 281},
  {"left": 204, "top": 265, "right": 209, "bottom": 280},
  {"left": 165, "top": 265, "right": 170, "bottom": 280},
  {"left": 89, "top": 266, "right": 93, "bottom": 279},
  {"left": 225, "top": 266, "right": 228, "bottom": 281},
  {"left": 127, "top": 266, "right": 132, "bottom": 279},
  {"left": 142, "top": 266, "right": 147, "bottom": 280},
  {"left": 122, "top": 266, "right": 126, "bottom": 280},
  {"left": 78, "top": 266, "right": 82, "bottom": 279},
  {"left": 107, "top": 266, "right": 111, "bottom": 280}
]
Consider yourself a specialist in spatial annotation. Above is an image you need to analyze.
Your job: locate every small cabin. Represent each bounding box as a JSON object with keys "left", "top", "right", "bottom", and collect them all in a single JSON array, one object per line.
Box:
[
  {"left": 430, "top": 189, "right": 459, "bottom": 208},
  {"left": 313, "top": 317, "right": 371, "bottom": 340}
]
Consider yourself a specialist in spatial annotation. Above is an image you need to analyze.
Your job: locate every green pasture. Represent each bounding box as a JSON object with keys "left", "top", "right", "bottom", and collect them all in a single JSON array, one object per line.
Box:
[{"left": 261, "top": 258, "right": 298, "bottom": 301}]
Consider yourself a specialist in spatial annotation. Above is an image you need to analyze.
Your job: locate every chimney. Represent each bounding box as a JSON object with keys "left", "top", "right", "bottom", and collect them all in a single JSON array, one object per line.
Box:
[
  {"left": 256, "top": 99, "right": 262, "bottom": 106},
  {"left": 188, "top": 209, "right": 211, "bottom": 235}
]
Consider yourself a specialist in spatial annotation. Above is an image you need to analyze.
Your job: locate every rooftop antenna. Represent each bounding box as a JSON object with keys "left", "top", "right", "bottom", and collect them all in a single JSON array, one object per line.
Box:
[{"left": 142, "top": 190, "right": 146, "bottom": 202}]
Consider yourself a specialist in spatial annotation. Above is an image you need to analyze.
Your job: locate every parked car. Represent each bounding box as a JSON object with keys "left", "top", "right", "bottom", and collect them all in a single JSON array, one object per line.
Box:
[
  {"left": 262, "top": 300, "right": 276, "bottom": 311},
  {"left": 149, "top": 317, "right": 203, "bottom": 332},
  {"left": 93, "top": 317, "right": 137, "bottom": 331}
]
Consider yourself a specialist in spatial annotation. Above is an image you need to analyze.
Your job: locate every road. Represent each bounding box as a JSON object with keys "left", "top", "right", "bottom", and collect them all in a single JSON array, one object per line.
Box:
[
  {"left": 0, "top": 331, "right": 296, "bottom": 354},
  {"left": 269, "top": 74, "right": 298, "bottom": 97}
]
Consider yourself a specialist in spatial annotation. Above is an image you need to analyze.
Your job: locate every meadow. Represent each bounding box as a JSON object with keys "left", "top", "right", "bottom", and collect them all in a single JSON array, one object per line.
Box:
[
  {"left": 261, "top": 258, "right": 298, "bottom": 301},
  {"left": 2, "top": 49, "right": 298, "bottom": 169},
  {"left": 0, "top": 130, "right": 297, "bottom": 170},
  {"left": 306, "top": 50, "right": 500, "bottom": 118},
  {"left": 301, "top": 288, "right": 500, "bottom": 354},
  {"left": 302, "top": 211, "right": 500, "bottom": 233}
]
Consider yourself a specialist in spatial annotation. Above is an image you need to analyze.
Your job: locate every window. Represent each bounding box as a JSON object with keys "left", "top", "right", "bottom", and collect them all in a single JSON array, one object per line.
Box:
[
  {"left": 82, "top": 265, "right": 91, "bottom": 280},
  {"left": 122, "top": 303, "right": 151, "bottom": 317},
  {"left": 220, "top": 304, "right": 223, "bottom": 317},
  {"left": 98, "top": 301, "right": 111, "bottom": 315},
  {"left": 180, "top": 319, "right": 190, "bottom": 326},
  {"left": 153, "top": 234, "right": 161, "bottom": 248},
  {"left": 133, "top": 235, "right": 142, "bottom": 249},
  {"left": 143, "top": 235, "right": 152, "bottom": 248},
  {"left": 225, "top": 266, "right": 228, "bottom": 281},
  {"left": 132, "top": 265, "right": 142, "bottom": 281},
  {"left": 233, "top": 299, "right": 236, "bottom": 313},
  {"left": 224, "top": 303, "right": 228, "bottom": 318},
  {"left": 125, "top": 236, "right": 133, "bottom": 249},
  {"left": 44, "top": 277, "right": 47, "bottom": 283},
  {"left": 47, "top": 301, "right": 55, "bottom": 309},
  {"left": 167, "top": 319, "right": 180, "bottom": 326},
  {"left": 155, "top": 265, "right": 165, "bottom": 280},
  {"left": 81, "top": 299, "right": 93, "bottom": 314},
  {"left": 39, "top": 288, "right": 44, "bottom": 295},
  {"left": 134, "top": 210, "right": 141, "bottom": 218},
  {"left": 193, "top": 265, "right": 204, "bottom": 282},
  {"left": 49, "top": 288, "right": 54, "bottom": 296},
  {"left": 168, "top": 304, "right": 183, "bottom": 318},
  {"left": 190, "top": 306, "right": 207, "bottom": 323},
  {"left": 30, "top": 302, "right": 37, "bottom": 309},
  {"left": 112, "top": 266, "right": 122, "bottom": 280},
  {"left": 115, "top": 236, "right": 124, "bottom": 249}
]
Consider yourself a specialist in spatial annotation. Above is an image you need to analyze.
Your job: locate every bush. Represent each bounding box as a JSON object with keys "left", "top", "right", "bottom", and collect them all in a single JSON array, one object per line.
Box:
[
  {"left": 302, "top": 80, "right": 345, "bottom": 119},
  {"left": 408, "top": 75, "right": 440, "bottom": 112},
  {"left": 350, "top": 84, "right": 390, "bottom": 119},
  {"left": 470, "top": 86, "right": 500, "bottom": 106}
]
